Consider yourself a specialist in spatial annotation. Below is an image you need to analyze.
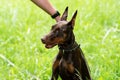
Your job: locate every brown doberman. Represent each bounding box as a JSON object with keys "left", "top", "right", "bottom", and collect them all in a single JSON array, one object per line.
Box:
[{"left": 41, "top": 7, "right": 92, "bottom": 80}]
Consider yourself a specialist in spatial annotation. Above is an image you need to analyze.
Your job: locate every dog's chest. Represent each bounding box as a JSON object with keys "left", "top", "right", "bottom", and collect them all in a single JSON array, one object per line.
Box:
[{"left": 58, "top": 52, "right": 75, "bottom": 79}]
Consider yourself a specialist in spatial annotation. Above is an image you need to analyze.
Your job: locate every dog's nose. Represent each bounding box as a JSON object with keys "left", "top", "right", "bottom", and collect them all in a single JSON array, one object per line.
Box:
[{"left": 41, "top": 38, "right": 46, "bottom": 44}]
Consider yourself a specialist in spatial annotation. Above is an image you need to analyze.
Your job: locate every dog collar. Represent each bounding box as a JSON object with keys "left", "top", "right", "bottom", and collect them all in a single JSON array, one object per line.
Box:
[{"left": 58, "top": 43, "right": 80, "bottom": 52}]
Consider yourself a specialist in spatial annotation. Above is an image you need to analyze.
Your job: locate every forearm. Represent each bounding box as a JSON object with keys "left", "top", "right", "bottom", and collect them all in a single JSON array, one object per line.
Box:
[
  {"left": 31, "top": 0, "right": 56, "bottom": 15},
  {"left": 31, "top": 0, "right": 61, "bottom": 22}
]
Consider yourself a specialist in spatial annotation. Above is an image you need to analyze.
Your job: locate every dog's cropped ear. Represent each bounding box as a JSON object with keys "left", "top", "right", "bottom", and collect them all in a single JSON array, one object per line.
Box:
[
  {"left": 68, "top": 10, "right": 77, "bottom": 29},
  {"left": 61, "top": 7, "right": 68, "bottom": 21}
]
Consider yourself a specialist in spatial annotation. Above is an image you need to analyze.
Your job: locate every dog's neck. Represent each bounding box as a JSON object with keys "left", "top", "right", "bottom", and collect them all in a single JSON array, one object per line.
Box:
[{"left": 58, "top": 32, "right": 79, "bottom": 51}]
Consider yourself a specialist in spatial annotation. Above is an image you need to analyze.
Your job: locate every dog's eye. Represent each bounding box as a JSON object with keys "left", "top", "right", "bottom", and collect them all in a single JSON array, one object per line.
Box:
[
  {"left": 52, "top": 30, "right": 59, "bottom": 36},
  {"left": 55, "top": 29, "right": 62, "bottom": 37}
]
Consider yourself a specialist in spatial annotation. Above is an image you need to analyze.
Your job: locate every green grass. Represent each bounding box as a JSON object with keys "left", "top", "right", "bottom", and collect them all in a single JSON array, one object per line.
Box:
[{"left": 0, "top": 0, "right": 120, "bottom": 80}]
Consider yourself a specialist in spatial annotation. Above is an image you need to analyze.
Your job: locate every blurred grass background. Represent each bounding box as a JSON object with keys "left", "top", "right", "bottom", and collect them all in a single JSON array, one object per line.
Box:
[{"left": 0, "top": 0, "right": 120, "bottom": 80}]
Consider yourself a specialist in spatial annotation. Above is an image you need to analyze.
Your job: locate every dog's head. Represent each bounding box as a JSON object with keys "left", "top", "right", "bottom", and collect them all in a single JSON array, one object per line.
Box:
[{"left": 41, "top": 7, "right": 77, "bottom": 48}]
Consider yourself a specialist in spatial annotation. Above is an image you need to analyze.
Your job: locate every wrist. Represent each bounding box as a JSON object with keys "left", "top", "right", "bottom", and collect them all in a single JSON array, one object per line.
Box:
[
  {"left": 55, "top": 16, "right": 61, "bottom": 22},
  {"left": 51, "top": 11, "right": 60, "bottom": 19}
]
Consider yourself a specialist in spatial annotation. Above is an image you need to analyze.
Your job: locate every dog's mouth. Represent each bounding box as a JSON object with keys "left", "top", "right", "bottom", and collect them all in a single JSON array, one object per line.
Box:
[
  {"left": 41, "top": 38, "right": 57, "bottom": 48},
  {"left": 45, "top": 43, "right": 57, "bottom": 49}
]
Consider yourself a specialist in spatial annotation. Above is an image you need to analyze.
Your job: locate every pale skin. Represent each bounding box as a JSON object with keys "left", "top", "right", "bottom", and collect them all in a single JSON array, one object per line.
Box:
[{"left": 31, "top": 0, "right": 61, "bottom": 22}]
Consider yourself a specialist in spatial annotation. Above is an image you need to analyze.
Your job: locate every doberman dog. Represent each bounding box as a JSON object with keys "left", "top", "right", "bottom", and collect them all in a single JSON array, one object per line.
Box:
[{"left": 41, "top": 7, "right": 92, "bottom": 80}]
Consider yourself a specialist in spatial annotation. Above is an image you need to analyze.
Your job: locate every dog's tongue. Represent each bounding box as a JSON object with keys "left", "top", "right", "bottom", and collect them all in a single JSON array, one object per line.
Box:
[{"left": 45, "top": 44, "right": 52, "bottom": 48}]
